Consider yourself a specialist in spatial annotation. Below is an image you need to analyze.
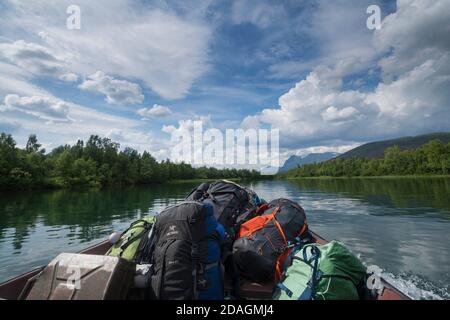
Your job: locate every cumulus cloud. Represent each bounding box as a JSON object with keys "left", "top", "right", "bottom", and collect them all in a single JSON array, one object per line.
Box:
[
  {"left": 79, "top": 71, "right": 144, "bottom": 105},
  {"left": 366, "top": 0, "right": 450, "bottom": 128},
  {"left": 374, "top": 0, "right": 450, "bottom": 80},
  {"left": 242, "top": 0, "right": 450, "bottom": 151},
  {"left": 1, "top": 94, "right": 71, "bottom": 122},
  {"left": 242, "top": 59, "right": 374, "bottom": 148},
  {"left": 321, "top": 106, "right": 360, "bottom": 122},
  {"left": 137, "top": 104, "right": 172, "bottom": 119},
  {"left": 241, "top": 115, "right": 261, "bottom": 130},
  {"left": 0, "top": 1, "right": 211, "bottom": 100},
  {"left": 162, "top": 115, "right": 212, "bottom": 135}
]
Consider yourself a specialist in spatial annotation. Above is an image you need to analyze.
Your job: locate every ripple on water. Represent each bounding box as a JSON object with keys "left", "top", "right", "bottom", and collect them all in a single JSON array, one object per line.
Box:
[
  {"left": 381, "top": 270, "right": 449, "bottom": 300},
  {"left": 1, "top": 180, "right": 449, "bottom": 298}
]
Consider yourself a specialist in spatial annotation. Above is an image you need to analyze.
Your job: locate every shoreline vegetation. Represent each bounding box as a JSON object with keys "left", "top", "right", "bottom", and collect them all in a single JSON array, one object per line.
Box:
[
  {"left": 282, "top": 175, "right": 450, "bottom": 180},
  {"left": 2, "top": 132, "right": 449, "bottom": 192},
  {"left": 278, "top": 140, "right": 450, "bottom": 179},
  {"left": 0, "top": 133, "right": 261, "bottom": 191}
]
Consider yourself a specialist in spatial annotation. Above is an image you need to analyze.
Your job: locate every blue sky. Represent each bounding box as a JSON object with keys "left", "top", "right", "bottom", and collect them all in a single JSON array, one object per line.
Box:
[{"left": 0, "top": 0, "right": 449, "bottom": 165}]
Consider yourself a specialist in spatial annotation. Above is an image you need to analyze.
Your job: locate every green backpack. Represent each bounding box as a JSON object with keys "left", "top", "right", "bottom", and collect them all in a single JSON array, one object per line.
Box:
[
  {"left": 273, "top": 241, "right": 366, "bottom": 300},
  {"left": 106, "top": 215, "right": 156, "bottom": 262}
]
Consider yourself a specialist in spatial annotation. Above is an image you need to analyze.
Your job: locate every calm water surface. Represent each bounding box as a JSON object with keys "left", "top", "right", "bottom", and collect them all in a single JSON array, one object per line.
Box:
[{"left": 0, "top": 178, "right": 449, "bottom": 299}]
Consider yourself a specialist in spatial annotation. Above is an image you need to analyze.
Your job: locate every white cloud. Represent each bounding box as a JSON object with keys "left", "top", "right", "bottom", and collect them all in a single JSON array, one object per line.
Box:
[
  {"left": 0, "top": 92, "right": 173, "bottom": 158},
  {"left": 0, "top": 1, "right": 211, "bottom": 100},
  {"left": 241, "top": 115, "right": 261, "bottom": 130},
  {"left": 245, "top": 60, "right": 373, "bottom": 147},
  {"left": 59, "top": 73, "right": 78, "bottom": 82},
  {"left": 366, "top": 0, "right": 450, "bottom": 129},
  {"left": 267, "top": 0, "right": 380, "bottom": 79},
  {"left": 137, "top": 104, "right": 172, "bottom": 119},
  {"left": 79, "top": 71, "right": 144, "bottom": 105},
  {"left": 242, "top": 0, "right": 450, "bottom": 150},
  {"left": 104, "top": 129, "right": 169, "bottom": 155},
  {"left": 374, "top": 0, "right": 450, "bottom": 81},
  {"left": 162, "top": 115, "right": 212, "bottom": 135},
  {"left": 1, "top": 94, "right": 71, "bottom": 122},
  {"left": 0, "top": 40, "right": 79, "bottom": 95},
  {"left": 321, "top": 106, "right": 360, "bottom": 122},
  {"left": 231, "top": 0, "right": 287, "bottom": 29},
  {"left": 0, "top": 40, "right": 68, "bottom": 77},
  {"left": 0, "top": 62, "right": 47, "bottom": 97},
  {"left": 0, "top": 119, "right": 21, "bottom": 134}
]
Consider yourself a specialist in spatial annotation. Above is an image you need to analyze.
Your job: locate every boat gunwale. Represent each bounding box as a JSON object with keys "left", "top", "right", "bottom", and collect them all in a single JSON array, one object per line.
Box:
[{"left": 0, "top": 231, "right": 410, "bottom": 300}]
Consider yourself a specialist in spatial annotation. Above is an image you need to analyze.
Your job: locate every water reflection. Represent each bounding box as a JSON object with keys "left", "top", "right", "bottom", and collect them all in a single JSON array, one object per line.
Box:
[
  {"left": 0, "top": 178, "right": 449, "bottom": 298},
  {"left": 248, "top": 178, "right": 450, "bottom": 297},
  {"left": 0, "top": 183, "right": 197, "bottom": 279}
]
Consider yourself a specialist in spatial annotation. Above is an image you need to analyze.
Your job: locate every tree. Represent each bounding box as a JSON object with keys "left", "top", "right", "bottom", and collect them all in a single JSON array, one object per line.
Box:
[
  {"left": 0, "top": 133, "right": 17, "bottom": 186},
  {"left": 0, "top": 132, "right": 261, "bottom": 190},
  {"left": 26, "top": 134, "right": 44, "bottom": 154}
]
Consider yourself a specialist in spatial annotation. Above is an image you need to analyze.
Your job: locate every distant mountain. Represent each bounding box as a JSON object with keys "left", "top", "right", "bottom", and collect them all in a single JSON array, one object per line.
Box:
[
  {"left": 279, "top": 152, "right": 340, "bottom": 173},
  {"left": 339, "top": 132, "right": 450, "bottom": 159}
]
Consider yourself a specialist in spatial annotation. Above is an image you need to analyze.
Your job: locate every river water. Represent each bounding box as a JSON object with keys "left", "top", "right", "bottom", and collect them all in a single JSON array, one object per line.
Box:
[{"left": 0, "top": 178, "right": 449, "bottom": 299}]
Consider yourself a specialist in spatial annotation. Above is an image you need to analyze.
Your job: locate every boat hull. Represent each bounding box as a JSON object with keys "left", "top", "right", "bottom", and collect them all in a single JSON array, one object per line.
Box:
[{"left": 0, "top": 231, "right": 409, "bottom": 300}]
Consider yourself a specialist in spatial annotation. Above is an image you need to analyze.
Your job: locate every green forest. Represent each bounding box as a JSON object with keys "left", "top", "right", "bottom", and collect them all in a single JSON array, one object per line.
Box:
[
  {"left": 0, "top": 133, "right": 260, "bottom": 190},
  {"left": 282, "top": 140, "right": 450, "bottom": 178}
]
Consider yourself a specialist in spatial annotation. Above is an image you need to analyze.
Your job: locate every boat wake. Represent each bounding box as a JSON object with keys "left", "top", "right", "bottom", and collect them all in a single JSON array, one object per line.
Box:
[{"left": 374, "top": 267, "right": 449, "bottom": 300}]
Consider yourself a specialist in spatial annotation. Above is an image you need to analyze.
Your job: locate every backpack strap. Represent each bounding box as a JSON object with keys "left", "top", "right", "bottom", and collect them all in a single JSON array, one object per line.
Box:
[
  {"left": 136, "top": 220, "right": 157, "bottom": 264},
  {"left": 238, "top": 206, "right": 278, "bottom": 238},
  {"left": 186, "top": 213, "right": 201, "bottom": 300},
  {"left": 153, "top": 238, "right": 175, "bottom": 299},
  {"left": 116, "top": 219, "right": 153, "bottom": 258},
  {"left": 280, "top": 237, "right": 308, "bottom": 276},
  {"left": 296, "top": 245, "right": 322, "bottom": 300},
  {"left": 191, "top": 242, "right": 200, "bottom": 299},
  {"left": 276, "top": 282, "right": 293, "bottom": 298},
  {"left": 228, "top": 251, "right": 242, "bottom": 300}
]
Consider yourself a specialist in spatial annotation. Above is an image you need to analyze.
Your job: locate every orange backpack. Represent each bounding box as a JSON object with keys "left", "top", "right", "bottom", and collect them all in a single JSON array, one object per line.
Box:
[{"left": 234, "top": 199, "right": 309, "bottom": 283}]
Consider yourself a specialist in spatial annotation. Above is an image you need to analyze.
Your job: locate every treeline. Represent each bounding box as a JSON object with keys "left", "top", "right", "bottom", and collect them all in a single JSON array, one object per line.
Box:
[
  {"left": 282, "top": 140, "right": 450, "bottom": 178},
  {"left": 0, "top": 133, "right": 260, "bottom": 190}
]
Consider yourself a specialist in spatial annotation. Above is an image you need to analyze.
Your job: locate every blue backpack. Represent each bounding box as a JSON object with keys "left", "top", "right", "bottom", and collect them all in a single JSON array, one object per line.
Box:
[{"left": 198, "top": 202, "right": 225, "bottom": 300}]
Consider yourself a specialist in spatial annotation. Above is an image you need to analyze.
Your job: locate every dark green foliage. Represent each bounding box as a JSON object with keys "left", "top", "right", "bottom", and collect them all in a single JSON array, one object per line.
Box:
[
  {"left": 282, "top": 140, "right": 450, "bottom": 178},
  {"left": 339, "top": 132, "right": 450, "bottom": 159},
  {"left": 0, "top": 133, "right": 260, "bottom": 190}
]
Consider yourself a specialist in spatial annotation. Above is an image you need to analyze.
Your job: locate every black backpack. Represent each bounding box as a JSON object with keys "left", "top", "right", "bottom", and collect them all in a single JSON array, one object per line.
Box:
[
  {"left": 186, "top": 180, "right": 259, "bottom": 239},
  {"left": 149, "top": 201, "right": 223, "bottom": 300},
  {"left": 232, "top": 198, "right": 310, "bottom": 284}
]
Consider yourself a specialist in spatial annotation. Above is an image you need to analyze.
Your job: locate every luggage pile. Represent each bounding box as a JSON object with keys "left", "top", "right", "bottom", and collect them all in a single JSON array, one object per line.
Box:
[{"left": 24, "top": 180, "right": 368, "bottom": 300}]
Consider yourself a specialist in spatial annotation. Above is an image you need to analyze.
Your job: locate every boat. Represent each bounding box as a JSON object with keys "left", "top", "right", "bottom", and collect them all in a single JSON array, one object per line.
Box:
[{"left": 0, "top": 230, "right": 410, "bottom": 300}]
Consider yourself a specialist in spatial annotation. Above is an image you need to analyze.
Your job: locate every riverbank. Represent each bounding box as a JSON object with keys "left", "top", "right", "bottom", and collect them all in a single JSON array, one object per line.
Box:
[
  {"left": 0, "top": 176, "right": 273, "bottom": 192},
  {"left": 168, "top": 176, "right": 273, "bottom": 184},
  {"left": 280, "top": 175, "right": 450, "bottom": 180}
]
